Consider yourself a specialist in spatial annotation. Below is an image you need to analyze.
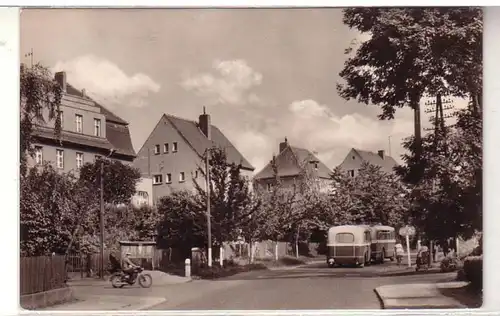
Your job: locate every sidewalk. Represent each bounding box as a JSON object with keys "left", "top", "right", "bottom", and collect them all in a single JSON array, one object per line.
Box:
[{"left": 375, "top": 281, "right": 468, "bottom": 309}]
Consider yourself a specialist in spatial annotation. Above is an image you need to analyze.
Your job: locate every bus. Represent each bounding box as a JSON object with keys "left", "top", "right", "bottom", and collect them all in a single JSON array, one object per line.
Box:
[
  {"left": 326, "top": 225, "right": 373, "bottom": 268},
  {"left": 369, "top": 225, "right": 396, "bottom": 264}
]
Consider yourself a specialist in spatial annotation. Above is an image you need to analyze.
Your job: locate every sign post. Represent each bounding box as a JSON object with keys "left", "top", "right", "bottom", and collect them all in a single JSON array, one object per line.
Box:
[{"left": 399, "top": 226, "right": 416, "bottom": 268}]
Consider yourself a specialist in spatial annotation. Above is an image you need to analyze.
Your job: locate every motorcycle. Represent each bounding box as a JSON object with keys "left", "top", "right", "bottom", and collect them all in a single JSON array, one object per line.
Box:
[{"left": 110, "top": 266, "right": 153, "bottom": 288}]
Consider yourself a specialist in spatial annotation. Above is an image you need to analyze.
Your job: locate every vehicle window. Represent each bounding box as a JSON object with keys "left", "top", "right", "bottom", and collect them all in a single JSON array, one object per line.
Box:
[
  {"left": 335, "top": 233, "right": 355, "bottom": 243},
  {"left": 364, "top": 232, "right": 371, "bottom": 242}
]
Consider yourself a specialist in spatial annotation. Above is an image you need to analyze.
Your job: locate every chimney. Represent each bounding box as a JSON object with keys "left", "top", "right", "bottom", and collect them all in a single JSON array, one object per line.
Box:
[
  {"left": 378, "top": 150, "right": 385, "bottom": 159},
  {"left": 279, "top": 137, "right": 288, "bottom": 153},
  {"left": 198, "top": 106, "right": 211, "bottom": 140},
  {"left": 81, "top": 89, "right": 86, "bottom": 98},
  {"left": 54, "top": 71, "right": 67, "bottom": 92}
]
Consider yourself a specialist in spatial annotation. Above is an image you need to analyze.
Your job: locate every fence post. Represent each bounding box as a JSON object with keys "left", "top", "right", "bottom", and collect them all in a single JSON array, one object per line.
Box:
[{"left": 185, "top": 258, "right": 191, "bottom": 278}]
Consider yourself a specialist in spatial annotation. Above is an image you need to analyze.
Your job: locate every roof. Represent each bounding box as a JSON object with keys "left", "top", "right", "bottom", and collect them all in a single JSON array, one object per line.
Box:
[
  {"left": 56, "top": 82, "right": 135, "bottom": 158},
  {"left": 165, "top": 114, "right": 255, "bottom": 171},
  {"left": 254, "top": 143, "right": 332, "bottom": 180},
  {"left": 66, "top": 84, "right": 129, "bottom": 125},
  {"left": 353, "top": 148, "right": 398, "bottom": 173},
  {"left": 33, "top": 125, "right": 114, "bottom": 151}
]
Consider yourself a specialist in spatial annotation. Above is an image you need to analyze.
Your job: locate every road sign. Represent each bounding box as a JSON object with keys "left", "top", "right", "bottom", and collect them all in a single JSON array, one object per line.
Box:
[{"left": 399, "top": 225, "right": 416, "bottom": 237}]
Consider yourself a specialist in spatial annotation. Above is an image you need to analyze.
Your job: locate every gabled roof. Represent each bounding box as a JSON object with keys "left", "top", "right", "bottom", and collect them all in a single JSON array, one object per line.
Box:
[
  {"left": 349, "top": 148, "right": 398, "bottom": 173},
  {"left": 164, "top": 114, "right": 255, "bottom": 171},
  {"left": 254, "top": 144, "right": 332, "bottom": 180}
]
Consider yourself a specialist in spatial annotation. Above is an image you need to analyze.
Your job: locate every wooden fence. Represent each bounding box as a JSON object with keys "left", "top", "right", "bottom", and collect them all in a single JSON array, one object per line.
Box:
[{"left": 20, "top": 255, "right": 67, "bottom": 296}]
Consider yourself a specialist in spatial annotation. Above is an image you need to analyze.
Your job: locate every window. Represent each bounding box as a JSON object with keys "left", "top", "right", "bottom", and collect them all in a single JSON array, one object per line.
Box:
[
  {"left": 163, "top": 143, "right": 169, "bottom": 153},
  {"left": 94, "top": 119, "right": 101, "bottom": 137},
  {"left": 56, "top": 149, "right": 64, "bottom": 169},
  {"left": 94, "top": 155, "right": 101, "bottom": 162},
  {"left": 364, "top": 231, "right": 371, "bottom": 242},
  {"left": 154, "top": 145, "right": 160, "bottom": 155},
  {"left": 314, "top": 163, "right": 318, "bottom": 170},
  {"left": 136, "top": 191, "right": 149, "bottom": 205},
  {"left": 75, "top": 114, "right": 83, "bottom": 133},
  {"left": 153, "top": 174, "right": 163, "bottom": 185},
  {"left": 267, "top": 183, "right": 272, "bottom": 191},
  {"left": 58, "top": 111, "right": 64, "bottom": 129},
  {"left": 348, "top": 170, "right": 355, "bottom": 177},
  {"left": 166, "top": 173, "right": 172, "bottom": 183},
  {"left": 172, "top": 142, "right": 178, "bottom": 152},
  {"left": 35, "top": 146, "right": 43, "bottom": 165},
  {"left": 179, "top": 172, "right": 185, "bottom": 182},
  {"left": 352, "top": 156, "right": 355, "bottom": 160},
  {"left": 76, "top": 152, "right": 84, "bottom": 169},
  {"left": 335, "top": 233, "right": 354, "bottom": 243}
]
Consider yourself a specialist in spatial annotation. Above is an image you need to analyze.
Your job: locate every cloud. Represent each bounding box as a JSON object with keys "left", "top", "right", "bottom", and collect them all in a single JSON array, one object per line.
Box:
[
  {"left": 181, "top": 59, "right": 263, "bottom": 106},
  {"left": 53, "top": 55, "right": 160, "bottom": 108}
]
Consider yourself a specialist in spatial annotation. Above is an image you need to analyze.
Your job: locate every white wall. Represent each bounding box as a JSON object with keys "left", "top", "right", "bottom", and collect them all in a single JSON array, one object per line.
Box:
[{"left": 132, "top": 177, "right": 153, "bottom": 207}]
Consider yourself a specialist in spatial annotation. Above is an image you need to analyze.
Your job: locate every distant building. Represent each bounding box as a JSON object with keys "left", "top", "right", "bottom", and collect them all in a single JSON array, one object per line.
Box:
[
  {"left": 131, "top": 177, "right": 153, "bottom": 207},
  {"left": 133, "top": 109, "right": 255, "bottom": 203},
  {"left": 253, "top": 138, "right": 332, "bottom": 194},
  {"left": 337, "top": 148, "right": 398, "bottom": 177},
  {"left": 28, "top": 70, "right": 136, "bottom": 171}
]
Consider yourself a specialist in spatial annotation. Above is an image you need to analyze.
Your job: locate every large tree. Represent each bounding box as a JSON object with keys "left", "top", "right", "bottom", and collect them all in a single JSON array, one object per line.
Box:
[
  {"left": 338, "top": 7, "right": 482, "bottom": 119},
  {"left": 20, "top": 63, "right": 62, "bottom": 176}
]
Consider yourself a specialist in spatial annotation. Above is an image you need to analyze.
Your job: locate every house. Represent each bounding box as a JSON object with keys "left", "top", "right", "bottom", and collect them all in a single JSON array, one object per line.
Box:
[
  {"left": 131, "top": 177, "right": 153, "bottom": 207},
  {"left": 253, "top": 138, "right": 332, "bottom": 194},
  {"left": 28, "top": 70, "right": 136, "bottom": 171},
  {"left": 27, "top": 69, "right": 151, "bottom": 206},
  {"left": 337, "top": 148, "right": 398, "bottom": 177},
  {"left": 133, "top": 109, "right": 255, "bottom": 202}
]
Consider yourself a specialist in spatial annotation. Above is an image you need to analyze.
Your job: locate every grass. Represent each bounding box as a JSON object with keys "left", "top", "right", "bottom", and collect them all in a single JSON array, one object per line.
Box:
[
  {"left": 255, "top": 255, "right": 309, "bottom": 268},
  {"left": 439, "top": 283, "right": 483, "bottom": 308}
]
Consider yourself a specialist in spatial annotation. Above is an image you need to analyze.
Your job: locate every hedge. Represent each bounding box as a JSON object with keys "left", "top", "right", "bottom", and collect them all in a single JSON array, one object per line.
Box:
[{"left": 463, "top": 255, "right": 482, "bottom": 289}]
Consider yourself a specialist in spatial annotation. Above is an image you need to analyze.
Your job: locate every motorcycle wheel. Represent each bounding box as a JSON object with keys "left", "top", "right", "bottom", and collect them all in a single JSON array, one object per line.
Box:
[
  {"left": 138, "top": 273, "right": 153, "bottom": 288},
  {"left": 111, "top": 275, "right": 125, "bottom": 288}
]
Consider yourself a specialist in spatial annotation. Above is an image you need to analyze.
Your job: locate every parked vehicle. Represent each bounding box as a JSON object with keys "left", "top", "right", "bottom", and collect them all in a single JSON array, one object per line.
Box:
[
  {"left": 369, "top": 225, "right": 396, "bottom": 264},
  {"left": 326, "top": 225, "right": 372, "bottom": 268},
  {"left": 110, "top": 266, "right": 153, "bottom": 288}
]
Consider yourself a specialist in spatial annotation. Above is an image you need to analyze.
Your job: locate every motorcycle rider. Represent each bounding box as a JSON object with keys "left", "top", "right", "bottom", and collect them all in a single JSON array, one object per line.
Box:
[{"left": 122, "top": 252, "right": 139, "bottom": 281}]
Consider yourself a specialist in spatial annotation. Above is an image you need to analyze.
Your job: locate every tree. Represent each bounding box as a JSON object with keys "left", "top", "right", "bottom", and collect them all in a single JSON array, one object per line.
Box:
[
  {"left": 328, "top": 162, "right": 410, "bottom": 228},
  {"left": 337, "top": 8, "right": 482, "bottom": 120},
  {"left": 78, "top": 158, "right": 141, "bottom": 205},
  {"left": 193, "top": 147, "right": 260, "bottom": 249},
  {"left": 396, "top": 108, "right": 482, "bottom": 241},
  {"left": 20, "top": 63, "right": 62, "bottom": 176},
  {"left": 156, "top": 191, "right": 207, "bottom": 259},
  {"left": 20, "top": 164, "right": 79, "bottom": 256}
]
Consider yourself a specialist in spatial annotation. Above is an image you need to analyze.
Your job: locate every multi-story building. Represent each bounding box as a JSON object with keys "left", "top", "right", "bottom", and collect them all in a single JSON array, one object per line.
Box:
[
  {"left": 27, "top": 70, "right": 152, "bottom": 206},
  {"left": 133, "top": 109, "right": 255, "bottom": 203},
  {"left": 253, "top": 138, "right": 332, "bottom": 194},
  {"left": 337, "top": 148, "right": 398, "bottom": 177}
]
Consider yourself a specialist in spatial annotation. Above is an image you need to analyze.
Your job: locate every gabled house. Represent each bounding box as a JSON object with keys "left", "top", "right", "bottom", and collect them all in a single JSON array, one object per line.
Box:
[
  {"left": 133, "top": 109, "right": 255, "bottom": 202},
  {"left": 253, "top": 138, "right": 332, "bottom": 194},
  {"left": 29, "top": 70, "right": 136, "bottom": 172},
  {"left": 337, "top": 148, "right": 398, "bottom": 177}
]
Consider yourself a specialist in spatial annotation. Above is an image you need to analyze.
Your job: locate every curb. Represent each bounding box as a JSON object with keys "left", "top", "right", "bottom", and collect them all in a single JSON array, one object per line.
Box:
[{"left": 373, "top": 288, "right": 386, "bottom": 309}]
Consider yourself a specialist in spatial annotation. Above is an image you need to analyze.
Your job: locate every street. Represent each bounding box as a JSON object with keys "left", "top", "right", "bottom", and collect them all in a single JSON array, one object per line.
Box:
[{"left": 147, "top": 260, "right": 456, "bottom": 310}]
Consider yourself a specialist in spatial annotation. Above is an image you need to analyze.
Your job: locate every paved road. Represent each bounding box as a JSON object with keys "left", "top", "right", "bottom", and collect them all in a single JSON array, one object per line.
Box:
[{"left": 149, "top": 260, "right": 455, "bottom": 310}]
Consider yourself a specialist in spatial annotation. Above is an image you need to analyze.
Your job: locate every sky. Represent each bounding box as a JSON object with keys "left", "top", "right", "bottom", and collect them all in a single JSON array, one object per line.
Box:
[{"left": 20, "top": 8, "right": 468, "bottom": 173}]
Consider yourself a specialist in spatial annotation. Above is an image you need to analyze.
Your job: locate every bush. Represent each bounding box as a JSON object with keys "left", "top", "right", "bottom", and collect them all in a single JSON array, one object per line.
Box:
[
  {"left": 196, "top": 263, "right": 267, "bottom": 279},
  {"left": 463, "top": 255, "right": 483, "bottom": 289},
  {"left": 440, "top": 255, "right": 463, "bottom": 273}
]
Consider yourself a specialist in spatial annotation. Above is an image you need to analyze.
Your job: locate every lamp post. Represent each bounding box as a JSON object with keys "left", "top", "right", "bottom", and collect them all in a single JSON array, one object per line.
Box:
[
  {"left": 99, "top": 149, "right": 115, "bottom": 279},
  {"left": 205, "top": 148, "right": 212, "bottom": 268}
]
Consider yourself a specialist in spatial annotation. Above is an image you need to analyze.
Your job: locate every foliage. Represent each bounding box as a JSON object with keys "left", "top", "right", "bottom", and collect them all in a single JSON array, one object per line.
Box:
[
  {"left": 194, "top": 262, "right": 267, "bottom": 279},
  {"left": 337, "top": 8, "right": 483, "bottom": 120},
  {"left": 20, "top": 164, "right": 79, "bottom": 256},
  {"left": 20, "top": 63, "right": 62, "bottom": 176},
  {"left": 156, "top": 190, "right": 206, "bottom": 258},
  {"left": 396, "top": 108, "right": 482, "bottom": 240},
  {"left": 327, "top": 162, "right": 409, "bottom": 228},
  {"left": 78, "top": 158, "right": 141, "bottom": 205},
  {"left": 192, "top": 147, "right": 261, "bottom": 246}
]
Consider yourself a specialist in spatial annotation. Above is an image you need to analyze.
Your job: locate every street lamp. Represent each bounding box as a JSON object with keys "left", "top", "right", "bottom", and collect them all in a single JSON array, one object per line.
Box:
[{"left": 99, "top": 148, "right": 115, "bottom": 279}]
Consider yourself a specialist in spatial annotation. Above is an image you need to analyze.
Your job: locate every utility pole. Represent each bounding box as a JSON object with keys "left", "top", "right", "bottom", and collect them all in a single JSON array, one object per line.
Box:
[
  {"left": 205, "top": 148, "right": 212, "bottom": 267},
  {"left": 99, "top": 149, "right": 114, "bottom": 279}
]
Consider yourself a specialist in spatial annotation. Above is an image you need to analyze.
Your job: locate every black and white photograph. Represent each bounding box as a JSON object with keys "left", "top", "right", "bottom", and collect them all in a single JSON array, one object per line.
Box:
[{"left": 16, "top": 7, "right": 483, "bottom": 311}]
